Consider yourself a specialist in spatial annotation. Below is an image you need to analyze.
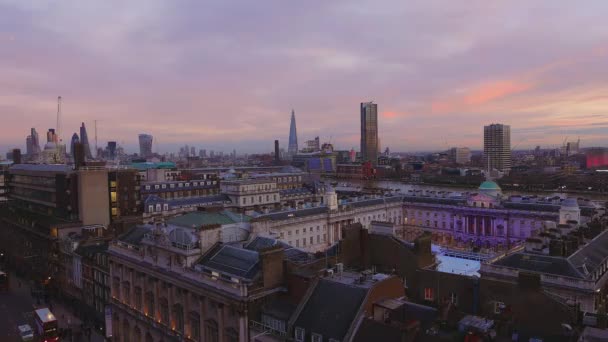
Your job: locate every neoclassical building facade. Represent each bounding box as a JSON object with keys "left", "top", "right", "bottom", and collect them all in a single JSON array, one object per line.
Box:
[{"left": 250, "top": 181, "right": 595, "bottom": 252}]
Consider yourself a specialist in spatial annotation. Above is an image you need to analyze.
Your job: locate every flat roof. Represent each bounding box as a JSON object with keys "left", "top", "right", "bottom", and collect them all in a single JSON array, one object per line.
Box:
[{"left": 34, "top": 308, "right": 56, "bottom": 323}]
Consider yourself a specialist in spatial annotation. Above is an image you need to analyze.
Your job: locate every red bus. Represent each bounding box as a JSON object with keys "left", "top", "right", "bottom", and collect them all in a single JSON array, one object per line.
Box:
[
  {"left": 0, "top": 271, "right": 8, "bottom": 291},
  {"left": 34, "top": 308, "right": 59, "bottom": 342}
]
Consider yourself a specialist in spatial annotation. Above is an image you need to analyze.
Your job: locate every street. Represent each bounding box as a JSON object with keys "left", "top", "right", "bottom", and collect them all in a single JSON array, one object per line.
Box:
[{"left": 0, "top": 271, "right": 106, "bottom": 342}]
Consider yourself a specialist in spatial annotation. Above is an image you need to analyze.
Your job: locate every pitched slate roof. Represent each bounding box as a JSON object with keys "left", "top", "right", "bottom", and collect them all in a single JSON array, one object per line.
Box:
[
  {"left": 353, "top": 319, "right": 403, "bottom": 342},
  {"left": 259, "top": 207, "right": 329, "bottom": 221},
  {"left": 168, "top": 210, "right": 247, "bottom": 228},
  {"left": 245, "top": 236, "right": 312, "bottom": 264},
  {"left": 74, "top": 242, "right": 109, "bottom": 258},
  {"left": 293, "top": 279, "right": 368, "bottom": 341},
  {"left": 492, "top": 252, "right": 583, "bottom": 279},
  {"left": 568, "top": 229, "right": 608, "bottom": 277},
  {"left": 118, "top": 226, "right": 151, "bottom": 246},
  {"left": 197, "top": 245, "right": 260, "bottom": 280},
  {"left": 492, "top": 230, "right": 608, "bottom": 281}
]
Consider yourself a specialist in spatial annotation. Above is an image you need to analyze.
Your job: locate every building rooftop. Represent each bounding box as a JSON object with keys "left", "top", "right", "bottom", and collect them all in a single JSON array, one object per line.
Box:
[
  {"left": 167, "top": 210, "right": 249, "bottom": 228},
  {"left": 245, "top": 236, "right": 312, "bottom": 264},
  {"left": 491, "top": 252, "right": 583, "bottom": 279},
  {"left": 568, "top": 229, "right": 608, "bottom": 277},
  {"left": 10, "top": 163, "right": 73, "bottom": 173},
  {"left": 74, "top": 241, "right": 109, "bottom": 258},
  {"left": 258, "top": 207, "right": 329, "bottom": 221},
  {"left": 197, "top": 244, "right": 260, "bottom": 280},
  {"left": 479, "top": 180, "right": 501, "bottom": 191},
  {"left": 293, "top": 278, "right": 368, "bottom": 341},
  {"left": 118, "top": 226, "right": 152, "bottom": 246},
  {"left": 131, "top": 161, "right": 176, "bottom": 170},
  {"left": 490, "top": 229, "right": 608, "bottom": 281}
]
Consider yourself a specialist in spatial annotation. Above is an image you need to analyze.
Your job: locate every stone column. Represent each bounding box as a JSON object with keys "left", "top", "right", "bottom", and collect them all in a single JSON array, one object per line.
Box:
[
  {"left": 142, "top": 274, "right": 148, "bottom": 315},
  {"left": 130, "top": 268, "right": 135, "bottom": 307},
  {"left": 154, "top": 279, "right": 161, "bottom": 321},
  {"left": 184, "top": 291, "right": 190, "bottom": 337},
  {"left": 218, "top": 304, "right": 225, "bottom": 342},
  {"left": 239, "top": 311, "right": 248, "bottom": 342},
  {"left": 168, "top": 284, "right": 175, "bottom": 329},
  {"left": 199, "top": 296, "right": 206, "bottom": 342}
]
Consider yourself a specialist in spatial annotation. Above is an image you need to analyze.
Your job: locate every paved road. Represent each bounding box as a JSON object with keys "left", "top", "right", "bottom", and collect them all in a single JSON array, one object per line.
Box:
[{"left": 0, "top": 271, "right": 107, "bottom": 341}]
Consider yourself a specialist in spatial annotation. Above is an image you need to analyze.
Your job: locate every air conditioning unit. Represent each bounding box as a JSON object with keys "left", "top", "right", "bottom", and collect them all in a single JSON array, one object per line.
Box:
[{"left": 326, "top": 269, "right": 334, "bottom": 277}]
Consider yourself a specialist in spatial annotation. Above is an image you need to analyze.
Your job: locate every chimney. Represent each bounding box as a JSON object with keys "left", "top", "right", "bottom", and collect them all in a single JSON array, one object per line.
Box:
[
  {"left": 260, "top": 246, "right": 284, "bottom": 289},
  {"left": 74, "top": 143, "right": 85, "bottom": 170},
  {"left": 549, "top": 239, "right": 564, "bottom": 257},
  {"left": 12, "top": 148, "right": 21, "bottom": 164}
]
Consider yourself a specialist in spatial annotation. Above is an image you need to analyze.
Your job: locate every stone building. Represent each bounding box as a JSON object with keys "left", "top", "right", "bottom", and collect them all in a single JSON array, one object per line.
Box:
[{"left": 107, "top": 214, "right": 288, "bottom": 342}]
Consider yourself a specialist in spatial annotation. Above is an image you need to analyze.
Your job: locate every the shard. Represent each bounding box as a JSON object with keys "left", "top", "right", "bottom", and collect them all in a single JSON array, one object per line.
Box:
[{"left": 288, "top": 109, "right": 298, "bottom": 158}]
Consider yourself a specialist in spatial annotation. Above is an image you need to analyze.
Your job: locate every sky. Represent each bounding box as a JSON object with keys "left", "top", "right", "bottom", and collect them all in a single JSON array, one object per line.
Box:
[{"left": 1, "top": 1, "right": 608, "bottom": 154}]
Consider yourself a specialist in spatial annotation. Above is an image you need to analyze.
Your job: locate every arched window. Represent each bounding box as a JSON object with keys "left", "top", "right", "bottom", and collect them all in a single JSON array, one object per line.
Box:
[
  {"left": 145, "top": 292, "right": 155, "bottom": 317},
  {"left": 122, "top": 281, "right": 130, "bottom": 304},
  {"left": 172, "top": 304, "right": 184, "bottom": 333},
  {"left": 225, "top": 328, "right": 238, "bottom": 342},
  {"left": 189, "top": 312, "right": 200, "bottom": 341},
  {"left": 205, "top": 320, "right": 219, "bottom": 342},
  {"left": 123, "top": 319, "right": 130, "bottom": 342},
  {"left": 133, "top": 327, "right": 142, "bottom": 342},
  {"left": 160, "top": 298, "right": 169, "bottom": 325},
  {"left": 134, "top": 287, "right": 142, "bottom": 311}
]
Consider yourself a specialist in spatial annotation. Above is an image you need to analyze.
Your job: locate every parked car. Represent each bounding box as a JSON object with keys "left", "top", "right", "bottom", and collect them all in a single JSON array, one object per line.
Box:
[{"left": 17, "top": 324, "right": 34, "bottom": 341}]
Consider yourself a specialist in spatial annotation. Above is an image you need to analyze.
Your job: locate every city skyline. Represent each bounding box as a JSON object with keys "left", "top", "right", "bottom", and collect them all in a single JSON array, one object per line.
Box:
[{"left": 2, "top": 1, "right": 608, "bottom": 154}]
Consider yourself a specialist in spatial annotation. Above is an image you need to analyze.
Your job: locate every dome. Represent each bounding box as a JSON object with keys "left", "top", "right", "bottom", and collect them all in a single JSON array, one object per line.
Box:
[
  {"left": 479, "top": 181, "right": 501, "bottom": 191},
  {"left": 561, "top": 197, "right": 579, "bottom": 208}
]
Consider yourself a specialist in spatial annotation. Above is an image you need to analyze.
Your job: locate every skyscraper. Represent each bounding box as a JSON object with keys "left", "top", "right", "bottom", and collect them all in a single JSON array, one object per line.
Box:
[
  {"left": 30, "top": 128, "right": 40, "bottom": 155},
  {"left": 288, "top": 109, "right": 298, "bottom": 158},
  {"left": 139, "top": 134, "right": 153, "bottom": 158},
  {"left": 360, "top": 102, "right": 379, "bottom": 166},
  {"left": 79, "top": 122, "right": 93, "bottom": 159},
  {"left": 484, "top": 123, "right": 511, "bottom": 172},
  {"left": 107, "top": 141, "right": 117, "bottom": 159},
  {"left": 26, "top": 135, "right": 34, "bottom": 156},
  {"left": 70, "top": 133, "right": 80, "bottom": 157}
]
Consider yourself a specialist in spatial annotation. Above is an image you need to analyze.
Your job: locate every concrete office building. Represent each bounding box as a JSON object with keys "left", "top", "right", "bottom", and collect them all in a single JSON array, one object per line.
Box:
[
  {"left": 139, "top": 134, "right": 154, "bottom": 158},
  {"left": 360, "top": 102, "right": 379, "bottom": 166},
  {"left": 484, "top": 124, "right": 511, "bottom": 172},
  {"left": 449, "top": 147, "right": 472, "bottom": 165}
]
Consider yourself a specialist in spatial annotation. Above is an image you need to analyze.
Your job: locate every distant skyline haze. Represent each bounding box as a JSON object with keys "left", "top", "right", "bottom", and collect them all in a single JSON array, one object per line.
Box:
[{"left": 1, "top": 1, "right": 608, "bottom": 154}]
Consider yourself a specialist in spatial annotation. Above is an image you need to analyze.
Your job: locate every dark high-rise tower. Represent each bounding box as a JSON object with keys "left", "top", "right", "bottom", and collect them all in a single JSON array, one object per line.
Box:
[
  {"left": 360, "top": 101, "right": 379, "bottom": 166},
  {"left": 79, "top": 122, "right": 93, "bottom": 159},
  {"left": 274, "top": 140, "right": 280, "bottom": 163},
  {"left": 139, "top": 134, "right": 153, "bottom": 158},
  {"left": 484, "top": 123, "right": 511, "bottom": 172},
  {"left": 70, "top": 133, "right": 80, "bottom": 157},
  {"left": 26, "top": 135, "right": 34, "bottom": 156},
  {"left": 30, "top": 128, "right": 40, "bottom": 155},
  {"left": 107, "top": 141, "right": 117, "bottom": 159},
  {"left": 288, "top": 109, "right": 298, "bottom": 158}
]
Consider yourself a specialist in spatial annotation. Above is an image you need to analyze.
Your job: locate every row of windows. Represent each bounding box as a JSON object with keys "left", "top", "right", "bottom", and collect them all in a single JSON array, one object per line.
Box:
[
  {"left": 285, "top": 225, "right": 326, "bottom": 237},
  {"left": 288, "top": 235, "right": 327, "bottom": 248},
  {"left": 144, "top": 181, "right": 217, "bottom": 190},
  {"left": 241, "top": 194, "right": 277, "bottom": 205}
]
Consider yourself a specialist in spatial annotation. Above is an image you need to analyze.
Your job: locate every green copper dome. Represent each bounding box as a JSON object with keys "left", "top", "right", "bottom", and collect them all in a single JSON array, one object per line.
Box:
[{"left": 479, "top": 181, "right": 501, "bottom": 191}]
